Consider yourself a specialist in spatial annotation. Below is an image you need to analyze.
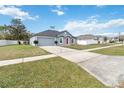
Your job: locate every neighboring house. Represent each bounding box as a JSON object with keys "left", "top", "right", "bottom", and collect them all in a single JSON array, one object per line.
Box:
[
  {"left": 97, "top": 36, "right": 105, "bottom": 44},
  {"left": 97, "top": 36, "right": 115, "bottom": 44},
  {"left": 106, "top": 37, "right": 115, "bottom": 43},
  {"left": 30, "top": 30, "right": 76, "bottom": 46},
  {"left": 118, "top": 35, "right": 124, "bottom": 43},
  {"left": 77, "top": 34, "right": 98, "bottom": 45},
  {"left": 95, "top": 35, "right": 108, "bottom": 44}
]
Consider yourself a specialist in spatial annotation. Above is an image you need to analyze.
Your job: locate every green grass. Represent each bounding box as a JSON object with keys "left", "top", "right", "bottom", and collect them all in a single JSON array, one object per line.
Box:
[
  {"left": 0, "top": 57, "right": 105, "bottom": 88},
  {"left": 0, "top": 45, "right": 49, "bottom": 60},
  {"left": 64, "top": 43, "right": 115, "bottom": 50},
  {"left": 91, "top": 45, "right": 124, "bottom": 56}
]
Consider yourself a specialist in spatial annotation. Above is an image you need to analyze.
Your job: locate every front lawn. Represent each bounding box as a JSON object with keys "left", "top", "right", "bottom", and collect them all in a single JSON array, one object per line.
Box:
[
  {"left": 0, "top": 45, "right": 49, "bottom": 61},
  {"left": 0, "top": 57, "right": 105, "bottom": 88},
  {"left": 91, "top": 45, "right": 124, "bottom": 56},
  {"left": 64, "top": 43, "right": 115, "bottom": 50}
]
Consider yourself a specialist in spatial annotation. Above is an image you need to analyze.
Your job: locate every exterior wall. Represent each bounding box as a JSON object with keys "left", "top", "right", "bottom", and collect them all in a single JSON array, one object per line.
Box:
[
  {"left": 30, "top": 36, "right": 38, "bottom": 46},
  {"left": 57, "top": 36, "right": 64, "bottom": 46},
  {"left": 98, "top": 38, "right": 104, "bottom": 44},
  {"left": 77, "top": 39, "right": 98, "bottom": 45},
  {"left": 73, "top": 38, "right": 77, "bottom": 44},
  {"left": 57, "top": 31, "right": 76, "bottom": 46},
  {"left": 0, "top": 40, "right": 18, "bottom": 46},
  {"left": 99, "top": 40, "right": 105, "bottom": 44},
  {"left": 63, "top": 37, "right": 71, "bottom": 45},
  {"left": 57, "top": 36, "right": 76, "bottom": 46}
]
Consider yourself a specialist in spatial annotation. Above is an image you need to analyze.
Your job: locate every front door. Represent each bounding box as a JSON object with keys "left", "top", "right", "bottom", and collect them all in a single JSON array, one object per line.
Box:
[{"left": 66, "top": 37, "right": 71, "bottom": 45}]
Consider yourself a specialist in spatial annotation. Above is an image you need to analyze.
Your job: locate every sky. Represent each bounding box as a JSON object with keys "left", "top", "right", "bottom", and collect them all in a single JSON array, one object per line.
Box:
[{"left": 0, "top": 5, "right": 124, "bottom": 36}]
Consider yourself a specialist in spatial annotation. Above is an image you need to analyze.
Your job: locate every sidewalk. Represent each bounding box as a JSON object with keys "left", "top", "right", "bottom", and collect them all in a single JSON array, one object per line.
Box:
[
  {"left": 82, "top": 44, "right": 124, "bottom": 52},
  {"left": 0, "top": 54, "right": 57, "bottom": 67}
]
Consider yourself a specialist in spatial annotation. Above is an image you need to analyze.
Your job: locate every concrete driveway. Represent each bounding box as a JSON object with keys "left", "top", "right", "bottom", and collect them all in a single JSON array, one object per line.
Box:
[
  {"left": 78, "top": 55, "right": 124, "bottom": 87},
  {"left": 40, "top": 46, "right": 100, "bottom": 63},
  {"left": 40, "top": 46, "right": 124, "bottom": 87}
]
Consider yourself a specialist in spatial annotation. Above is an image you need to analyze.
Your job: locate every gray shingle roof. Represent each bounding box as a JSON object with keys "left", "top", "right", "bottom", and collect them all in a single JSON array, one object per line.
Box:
[
  {"left": 35, "top": 30, "right": 76, "bottom": 38},
  {"left": 77, "top": 34, "right": 96, "bottom": 40},
  {"left": 35, "top": 30, "right": 60, "bottom": 37}
]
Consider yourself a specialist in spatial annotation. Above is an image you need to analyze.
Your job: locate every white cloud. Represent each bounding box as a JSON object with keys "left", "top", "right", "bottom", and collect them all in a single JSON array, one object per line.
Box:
[
  {"left": 87, "top": 14, "right": 100, "bottom": 19},
  {"left": 51, "top": 5, "right": 65, "bottom": 16},
  {"left": 96, "top": 5, "right": 105, "bottom": 8},
  {"left": 0, "top": 6, "right": 39, "bottom": 20},
  {"left": 96, "top": 32, "right": 124, "bottom": 37},
  {"left": 56, "top": 5, "right": 62, "bottom": 10},
  {"left": 96, "top": 33, "right": 119, "bottom": 37},
  {"left": 35, "top": 15, "right": 39, "bottom": 19},
  {"left": 51, "top": 10, "right": 64, "bottom": 16},
  {"left": 63, "top": 17, "right": 124, "bottom": 36}
]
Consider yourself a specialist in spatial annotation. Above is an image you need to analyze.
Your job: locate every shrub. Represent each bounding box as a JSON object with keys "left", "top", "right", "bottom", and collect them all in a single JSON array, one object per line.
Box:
[
  {"left": 18, "top": 41, "right": 21, "bottom": 45},
  {"left": 33, "top": 40, "right": 39, "bottom": 46},
  {"left": 54, "top": 41, "right": 58, "bottom": 45},
  {"left": 109, "top": 40, "right": 115, "bottom": 43}
]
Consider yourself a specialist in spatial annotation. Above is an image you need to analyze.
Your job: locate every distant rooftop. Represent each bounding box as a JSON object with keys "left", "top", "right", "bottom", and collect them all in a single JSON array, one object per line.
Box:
[{"left": 77, "top": 34, "right": 97, "bottom": 40}]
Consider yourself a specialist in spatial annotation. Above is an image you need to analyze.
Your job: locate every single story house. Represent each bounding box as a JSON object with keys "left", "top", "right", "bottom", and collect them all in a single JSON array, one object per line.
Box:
[
  {"left": 97, "top": 35, "right": 110, "bottom": 44},
  {"left": 77, "top": 34, "right": 98, "bottom": 45},
  {"left": 30, "top": 30, "right": 76, "bottom": 46}
]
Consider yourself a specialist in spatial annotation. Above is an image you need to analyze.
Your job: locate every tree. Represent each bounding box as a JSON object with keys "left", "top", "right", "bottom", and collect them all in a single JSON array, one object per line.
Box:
[
  {"left": 0, "top": 25, "right": 7, "bottom": 39},
  {"left": 0, "top": 26, "right": 4, "bottom": 39},
  {"left": 8, "top": 19, "right": 31, "bottom": 43},
  {"left": 103, "top": 36, "right": 108, "bottom": 43},
  {"left": 0, "top": 25, "right": 5, "bottom": 31}
]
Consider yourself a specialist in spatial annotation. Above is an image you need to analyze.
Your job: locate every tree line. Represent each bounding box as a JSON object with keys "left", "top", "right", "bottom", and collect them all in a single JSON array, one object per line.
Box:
[{"left": 0, "top": 19, "right": 32, "bottom": 43}]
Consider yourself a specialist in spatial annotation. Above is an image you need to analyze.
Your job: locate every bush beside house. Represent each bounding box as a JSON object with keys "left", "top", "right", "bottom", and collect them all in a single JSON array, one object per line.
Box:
[{"left": 33, "top": 40, "right": 39, "bottom": 46}]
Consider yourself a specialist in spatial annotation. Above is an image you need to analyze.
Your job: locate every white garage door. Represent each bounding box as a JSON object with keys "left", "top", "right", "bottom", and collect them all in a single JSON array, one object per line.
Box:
[
  {"left": 77, "top": 39, "right": 98, "bottom": 45},
  {"left": 38, "top": 37, "right": 55, "bottom": 46}
]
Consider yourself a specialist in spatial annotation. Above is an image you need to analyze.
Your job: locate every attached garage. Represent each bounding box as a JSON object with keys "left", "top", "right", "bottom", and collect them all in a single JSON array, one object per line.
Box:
[
  {"left": 37, "top": 36, "right": 55, "bottom": 46},
  {"left": 77, "top": 39, "right": 98, "bottom": 45},
  {"left": 30, "top": 36, "right": 55, "bottom": 46}
]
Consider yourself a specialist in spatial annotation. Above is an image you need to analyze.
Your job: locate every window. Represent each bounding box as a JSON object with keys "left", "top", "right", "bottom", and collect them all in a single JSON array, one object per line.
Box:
[
  {"left": 72, "top": 39, "right": 74, "bottom": 43},
  {"left": 59, "top": 37, "right": 63, "bottom": 44}
]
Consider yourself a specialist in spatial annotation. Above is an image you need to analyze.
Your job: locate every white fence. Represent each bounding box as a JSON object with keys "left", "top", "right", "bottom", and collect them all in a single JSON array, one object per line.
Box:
[{"left": 0, "top": 40, "right": 18, "bottom": 46}]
